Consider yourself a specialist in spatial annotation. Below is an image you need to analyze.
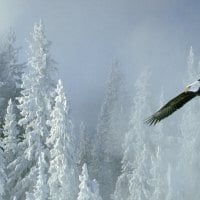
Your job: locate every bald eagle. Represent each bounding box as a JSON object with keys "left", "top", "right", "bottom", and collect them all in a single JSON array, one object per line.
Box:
[{"left": 146, "top": 79, "right": 200, "bottom": 125}]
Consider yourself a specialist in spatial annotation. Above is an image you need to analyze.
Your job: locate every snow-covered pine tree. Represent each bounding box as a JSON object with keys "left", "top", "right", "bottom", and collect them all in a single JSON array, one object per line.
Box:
[
  {"left": 3, "top": 99, "right": 20, "bottom": 199},
  {"left": 33, "top": 151, "right": 49, "bottom": 200},
  {"left": 77, "top": 163, "right": 102, "bottom": 200},
  {"left": 48, "top": 80, "right": 77, "bottom": 200},
  {"left": 6, "top": 139, "right": 36, "bottom": 200},
  {"left": 0, "top": 29, "right": 25, "bottom": 133},
  {"left": 16, "top": 20, "right": 57, "bottom": 199},
  {"left": 113, "top": 67, "right": 153, "bottom": 200},
  {"left": 18, "top": 19, "right": 57, "bottom": 137},
  {"left": 78, "top": 163, "right": 94, "bottom": 200},
  {"left": 177, "top": 47, "right": 200, "bottom": 200},
  {"left": 93, "top": 61, "right": 130, "bottom": 200},
  {"left": 3, "top": 99, "right": 19, "bottom": 161}
]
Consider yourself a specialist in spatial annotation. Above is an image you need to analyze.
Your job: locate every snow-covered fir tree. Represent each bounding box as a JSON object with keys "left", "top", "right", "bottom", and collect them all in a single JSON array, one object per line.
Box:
[
  {"left": 48, "top": 80, "right": 77, "bottom": 200},
  {"left": 3, "top": 99, "right": 20, "bottom": 199},
  {"left": 3, "top": 99, "right": 19, "bottom": 161},
  {"left": 16, "top": 20, "right": 57, "bottom": 199},
  {"left": 114, "top": 67, "right": 153, "bottom": 200},
  {"left": 6, "top": 139, "right": 35, "bottom": 200},
  {"left": 177, "top": 47, "right": 200, "bottom": 200},
  {"left": 78, "top": 163, "right": 102, "bottom": 200},
  {"left": 93, "top": 61, "right": 130, "bottom": 200},
  {"left": 0, "top": 30, "right": 25, "bottom": 132}
]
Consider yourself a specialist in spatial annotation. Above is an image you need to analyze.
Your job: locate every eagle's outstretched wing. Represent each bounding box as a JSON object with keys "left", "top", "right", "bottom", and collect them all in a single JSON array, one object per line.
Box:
[{"left": 145, "top": 91, "right": 196, "bottom": 125}]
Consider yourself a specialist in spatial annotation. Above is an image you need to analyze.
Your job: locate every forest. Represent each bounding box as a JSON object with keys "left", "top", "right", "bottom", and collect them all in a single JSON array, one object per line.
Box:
[{"left": 0, "top": 20, "right": 199, "bottom": 200}]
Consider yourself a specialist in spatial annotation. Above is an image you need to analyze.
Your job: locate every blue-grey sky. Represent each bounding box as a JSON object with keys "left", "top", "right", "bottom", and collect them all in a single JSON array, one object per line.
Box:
[{"left": 1, "top": 0, "right": 200, "bottom": 128}]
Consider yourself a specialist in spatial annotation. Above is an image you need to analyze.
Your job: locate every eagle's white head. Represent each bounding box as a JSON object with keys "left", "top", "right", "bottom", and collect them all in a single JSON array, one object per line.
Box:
[{"left": 185, "top": 79, "right": 200, "bottom": 92}]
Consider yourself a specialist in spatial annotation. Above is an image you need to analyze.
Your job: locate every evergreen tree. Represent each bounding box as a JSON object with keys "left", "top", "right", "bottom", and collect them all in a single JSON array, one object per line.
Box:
[
  {"left": 3, "top": 99, "right": 19, "bottom": 161},
  {"left": 0, "top": 29, "right": 25, "bottom": 132},
  {"left": 93, "top": 61, "right": 130, "bottom": 200},
  {"left": 78, "top": 163, "right": 102, "bottom": 200},
  {"left": 3, "top": 99, "right": 20, "bottom": 199},
  {"left": 16, "top": 20, "right": 57, "bottom": 199},
  {"left": 177, "top": 46, "right": 200, "bottom": 200},
  {"left": 48, "top": 80, "right": 77, "bottom": 200},
  {"left": 114, "top": 68, "right": 152, "bottom": 200}
]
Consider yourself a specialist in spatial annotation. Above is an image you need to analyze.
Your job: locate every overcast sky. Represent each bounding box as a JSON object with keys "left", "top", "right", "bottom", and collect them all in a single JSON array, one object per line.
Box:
[{"left": 1, "top": 0, "right": 200, "bottom": 128}]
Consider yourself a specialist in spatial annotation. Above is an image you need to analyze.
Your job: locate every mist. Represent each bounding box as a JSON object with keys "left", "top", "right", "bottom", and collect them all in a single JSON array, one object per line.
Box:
[{"left": 0, "top": 0, "right": 199, "bottom": 128}]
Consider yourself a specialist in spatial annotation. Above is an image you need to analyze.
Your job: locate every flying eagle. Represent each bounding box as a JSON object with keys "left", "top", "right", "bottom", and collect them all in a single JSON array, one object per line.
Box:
[{"left": 146, "top": 79, "right": 200, "bottom": 125}]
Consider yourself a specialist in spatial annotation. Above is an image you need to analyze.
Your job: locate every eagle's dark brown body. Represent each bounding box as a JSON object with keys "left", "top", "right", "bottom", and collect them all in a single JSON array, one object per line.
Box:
[{"left": 146, "top": 80, "right": 200, "bottom": 126}]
